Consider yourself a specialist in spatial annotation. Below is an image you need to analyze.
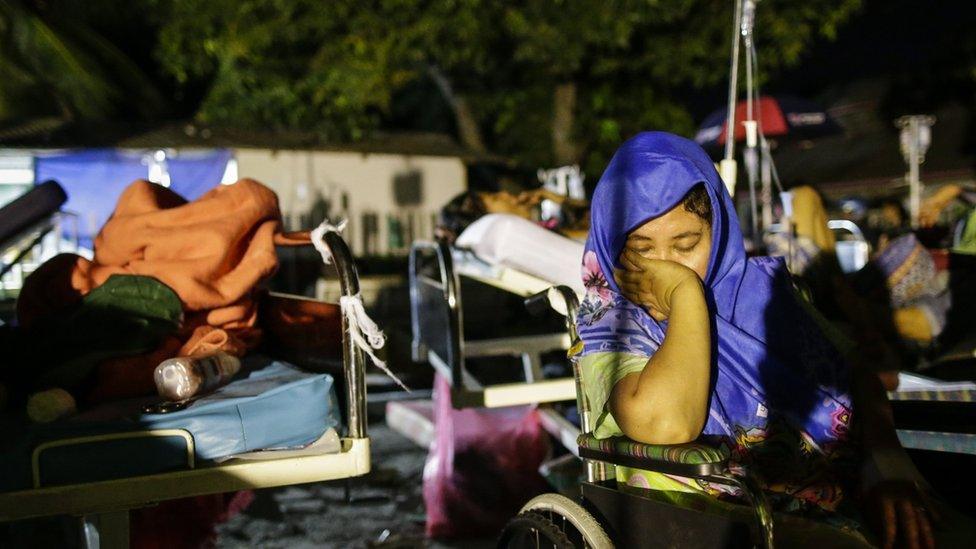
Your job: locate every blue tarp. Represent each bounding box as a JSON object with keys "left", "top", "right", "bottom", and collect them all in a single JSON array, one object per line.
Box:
[
  {"left": 34, "top": 149, "right": 231, "bottom": 248},
  {"left": 168, "top": 150, "right": 234, "bottom": 201}
]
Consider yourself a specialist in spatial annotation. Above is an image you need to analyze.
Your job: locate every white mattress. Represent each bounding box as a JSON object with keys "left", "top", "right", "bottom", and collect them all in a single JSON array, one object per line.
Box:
[{"left": 456, "top": 214, "right": 585, "bottom": 296}]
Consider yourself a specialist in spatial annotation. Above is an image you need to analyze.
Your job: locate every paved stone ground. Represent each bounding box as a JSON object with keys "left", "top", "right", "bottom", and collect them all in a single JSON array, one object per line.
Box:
[{"left": 215, "top": 424, "right": 495, "bottom": 549}]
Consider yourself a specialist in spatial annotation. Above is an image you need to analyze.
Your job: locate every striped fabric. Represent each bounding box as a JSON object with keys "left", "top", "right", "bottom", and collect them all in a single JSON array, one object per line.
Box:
[
  {"left": 896, "top": 430, "right": 976, "bottom": 455},
  {"left": 577, "top": 434, "right": 729, "bottom": 465},
  {"left": 888, "top": 389, "right": 976, "bottom": 402}
]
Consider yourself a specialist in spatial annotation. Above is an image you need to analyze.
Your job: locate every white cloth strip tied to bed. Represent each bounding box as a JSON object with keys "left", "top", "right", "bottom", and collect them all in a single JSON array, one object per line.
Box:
[{"left": 311, "top": 220, "right": 411, "bottom": 392}]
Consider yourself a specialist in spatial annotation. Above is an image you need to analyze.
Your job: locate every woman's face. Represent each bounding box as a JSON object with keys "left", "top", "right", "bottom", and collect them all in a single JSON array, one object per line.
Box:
[{"left": 621, "top": 205, "right": 712, "bottom": 280}]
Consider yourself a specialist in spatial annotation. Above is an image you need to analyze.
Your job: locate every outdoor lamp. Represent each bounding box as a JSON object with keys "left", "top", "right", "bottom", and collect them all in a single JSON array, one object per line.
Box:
[
  {"left": 895, "top": 115, "right": 936, "bottom": 228},
  {"left": 897, "top": 115, "right": 935, "bottom": 162}
]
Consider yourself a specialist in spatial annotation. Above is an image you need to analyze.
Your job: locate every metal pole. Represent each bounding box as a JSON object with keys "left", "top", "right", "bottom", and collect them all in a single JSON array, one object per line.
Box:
[
  {"left": 897, "top": 115, "right": 934, "bottom": 229},
  {"left": 908, "top": 117, "right": 921, "bottom": 229},
  {"left": 760, "top": 143, "right": 772, "bottom": 229},
  {"left": 719, "top": 0, "right": 745, "bottom": 196},
  {"left": 724, "top": 0, "right": 744, "bottom": 164}
]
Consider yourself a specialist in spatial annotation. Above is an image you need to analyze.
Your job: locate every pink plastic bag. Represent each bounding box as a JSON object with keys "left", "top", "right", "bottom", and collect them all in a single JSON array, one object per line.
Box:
[{"left": 423, "top": 374, "right": 551, "bottom": 538}]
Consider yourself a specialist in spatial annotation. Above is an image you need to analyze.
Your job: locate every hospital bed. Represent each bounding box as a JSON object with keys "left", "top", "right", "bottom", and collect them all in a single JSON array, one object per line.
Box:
[
  {"left": 409, "top": 214, "right": 584, "bottom": 410},
  {"left": 765, "top": 218, "right": 870, "bottom": 273},
  {"left": 0, "top": 227, "right": 371, "bottom": 549},
  {"left": 888, "top": 373, "right": 976, "bottom": 456}
]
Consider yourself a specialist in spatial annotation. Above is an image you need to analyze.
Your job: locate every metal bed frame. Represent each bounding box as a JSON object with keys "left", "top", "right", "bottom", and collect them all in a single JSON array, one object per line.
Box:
[
  {"left": 0, "top": 231, "right": 371, "bottom": 548},
  {"left": 765, "top": 218, "right": 870, "bottom": 274},
  {"left": 1, "top": 211, "right": 79, "bottom": 292},
  {"left": 409, "top": 239, "right": 577, "bottom": 409}
]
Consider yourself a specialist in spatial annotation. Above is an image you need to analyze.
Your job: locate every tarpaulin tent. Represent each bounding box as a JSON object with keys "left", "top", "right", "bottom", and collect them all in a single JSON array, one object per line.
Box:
[{"left": 34, "top": 149, "right": 231, "bottom": 248}]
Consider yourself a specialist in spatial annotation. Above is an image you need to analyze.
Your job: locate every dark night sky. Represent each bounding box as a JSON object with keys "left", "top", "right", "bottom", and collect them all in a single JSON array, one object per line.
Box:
[{"left": 748, "top": 0, "right": 974, "bottom": 118}]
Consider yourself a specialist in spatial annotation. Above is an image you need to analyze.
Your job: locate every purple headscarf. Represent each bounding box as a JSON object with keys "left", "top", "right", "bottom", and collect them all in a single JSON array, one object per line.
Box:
[{"left": 578, "top": 131, "right": 852, "bottom": 449}]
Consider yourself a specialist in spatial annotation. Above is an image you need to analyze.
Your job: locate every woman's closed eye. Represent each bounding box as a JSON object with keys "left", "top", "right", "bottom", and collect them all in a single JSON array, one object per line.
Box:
[{"left": 672, "top": 232, "right": 702, "bottom": 253}]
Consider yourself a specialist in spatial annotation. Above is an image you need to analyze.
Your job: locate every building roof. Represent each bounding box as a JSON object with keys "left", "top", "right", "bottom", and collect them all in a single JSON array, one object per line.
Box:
[{"left": 0, "top": 119, "right": 504, "bottom": 162}]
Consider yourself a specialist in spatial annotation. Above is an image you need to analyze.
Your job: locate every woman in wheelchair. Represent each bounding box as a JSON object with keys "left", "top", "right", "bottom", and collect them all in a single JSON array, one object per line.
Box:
[{"left": 575, "top": 132, "right": 965, "bottom": 548}]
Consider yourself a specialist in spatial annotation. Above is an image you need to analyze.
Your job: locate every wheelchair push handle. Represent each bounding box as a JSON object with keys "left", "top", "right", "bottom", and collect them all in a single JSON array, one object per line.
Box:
[
  {"left": 524, "top": 286, "right": 579, "bottom": 318},
  {"left": 524, "top": 289, "right": 554, "bottom": 317}
]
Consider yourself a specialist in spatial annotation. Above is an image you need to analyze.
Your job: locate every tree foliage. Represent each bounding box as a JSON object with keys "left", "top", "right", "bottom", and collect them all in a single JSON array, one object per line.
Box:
[
  {"left": 0, "top": 0, "right": 163, "bottom": 122},
  {"left": 152, "top": 0, "right": 861, "bottom": 172}
]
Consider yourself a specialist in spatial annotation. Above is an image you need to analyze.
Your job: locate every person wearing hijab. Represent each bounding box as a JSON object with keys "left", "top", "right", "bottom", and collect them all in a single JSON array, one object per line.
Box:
[
  {"left": 767, "top": 186, "right": 949, "bottom": 365},
  {"left": 577, "top": 132, "right": 948, "bottom": 547}
]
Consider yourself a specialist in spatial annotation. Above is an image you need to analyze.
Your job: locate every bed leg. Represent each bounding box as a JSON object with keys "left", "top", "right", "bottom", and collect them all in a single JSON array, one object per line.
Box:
[
  {"left": 80, "top": 511, "right": 130, "bottom": 549},
  {"left": 521, "top": 352, "right": 544, "bottom": 382}
]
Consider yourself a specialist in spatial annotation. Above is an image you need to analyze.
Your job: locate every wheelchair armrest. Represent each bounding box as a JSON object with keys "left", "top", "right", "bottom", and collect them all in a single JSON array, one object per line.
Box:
[{"left": 577, "top": 433, "right": 731, "bottom": 478}]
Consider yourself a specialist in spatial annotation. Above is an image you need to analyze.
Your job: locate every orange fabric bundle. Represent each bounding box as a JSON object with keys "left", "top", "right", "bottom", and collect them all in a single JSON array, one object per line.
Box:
[
  {"left": 260, "top": 293, "right": 344, "bottom": 361},
  {"left": 18, "top": 178, "right": 312, "bottom": 401}
]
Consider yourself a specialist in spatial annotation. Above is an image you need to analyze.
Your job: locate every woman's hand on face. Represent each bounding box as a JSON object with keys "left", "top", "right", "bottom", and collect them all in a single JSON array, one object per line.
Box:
[{"left": 614, "top": 249, "right": 702, "bottom": 321}]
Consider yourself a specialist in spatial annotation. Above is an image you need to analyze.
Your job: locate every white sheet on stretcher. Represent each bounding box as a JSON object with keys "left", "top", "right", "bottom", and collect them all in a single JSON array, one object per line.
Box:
[
  {"left": 455, "top": 214, "right": 585, "bottom": 296},
  {"left": 888, "top": 372, "right": 976, "bottom": 402},
  {"left": 896, "top": 372, "right": 976, "bottom": 392}
]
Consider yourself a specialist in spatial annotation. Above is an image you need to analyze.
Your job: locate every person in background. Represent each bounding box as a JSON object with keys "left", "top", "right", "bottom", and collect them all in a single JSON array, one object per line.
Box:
[
  {"left": 919, "top": 183, "right": 976, "bottom": 229},
  {"left": 919, "top": 183, "right": 976, "bottom": 254},
  {"left": 435, "top": 187, "right": 589, "bottom": 243},
  {"left": 773, "top": 185, "right": 969, "bottom": 366}
]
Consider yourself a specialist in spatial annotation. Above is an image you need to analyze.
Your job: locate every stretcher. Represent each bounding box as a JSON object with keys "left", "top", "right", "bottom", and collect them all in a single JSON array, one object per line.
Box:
[
  {"left": 452, "top": 213, "right": 585, "bottom": 297},
  {"left": 0, "top": 228, "right": 371, "bottom": 549},
  {"left": 409, "top": 215, "right": 585, "bottom": 410},
  {"left": 890, "top": 372, "right": 976, "bottom": 456}
]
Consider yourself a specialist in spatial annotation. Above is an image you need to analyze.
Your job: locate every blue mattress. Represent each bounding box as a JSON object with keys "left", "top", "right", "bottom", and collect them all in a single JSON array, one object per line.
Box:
[{"left": 0, "top": 356, "right": 339, "bottom": 492}]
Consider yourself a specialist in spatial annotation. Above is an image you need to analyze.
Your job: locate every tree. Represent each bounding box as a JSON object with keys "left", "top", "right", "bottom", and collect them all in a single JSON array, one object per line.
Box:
[
  {"left": 153, "top": 0, "right": 862, "bottom": 174},
  {"left": 0, "top": 0, "right": 164, "bottom": 123}
]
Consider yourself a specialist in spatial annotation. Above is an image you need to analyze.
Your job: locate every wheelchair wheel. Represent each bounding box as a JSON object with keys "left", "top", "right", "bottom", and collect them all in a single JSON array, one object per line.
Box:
[
  {"left": 498, "top": 493, "right": 613, "bottom": 548},
  {"left": 498, "top": 511, "right": 574, "bottom": 548}
]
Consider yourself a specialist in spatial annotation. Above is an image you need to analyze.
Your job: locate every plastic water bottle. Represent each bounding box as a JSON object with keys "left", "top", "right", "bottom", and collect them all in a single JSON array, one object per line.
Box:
[{"left": 154, "top": 352, "right": 241, "bottom": 401}]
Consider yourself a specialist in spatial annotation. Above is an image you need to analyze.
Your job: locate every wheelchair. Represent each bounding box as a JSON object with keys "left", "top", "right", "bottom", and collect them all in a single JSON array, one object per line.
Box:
[{"left": 497, "top": 285, "right": 783, "bottom": 549}]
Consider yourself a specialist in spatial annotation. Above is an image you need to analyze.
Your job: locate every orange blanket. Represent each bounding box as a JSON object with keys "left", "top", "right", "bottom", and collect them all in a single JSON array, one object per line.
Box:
[{"left": 19, "top": 178, "right": 312, "bottom": 401}]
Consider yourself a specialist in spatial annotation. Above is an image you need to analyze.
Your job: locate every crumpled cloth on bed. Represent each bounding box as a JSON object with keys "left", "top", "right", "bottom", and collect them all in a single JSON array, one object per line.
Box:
[
  {"left": 18, "top": 178, "right": 312, "bottom": 402},
  {"left": 4, "top": 275, "right": 183, "bottom": 398}
]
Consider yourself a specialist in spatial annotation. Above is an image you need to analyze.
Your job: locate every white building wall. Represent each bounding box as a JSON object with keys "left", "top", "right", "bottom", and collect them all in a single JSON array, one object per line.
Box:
[{"left": 234, "top": 148, "right": 465, "bottom": 256}]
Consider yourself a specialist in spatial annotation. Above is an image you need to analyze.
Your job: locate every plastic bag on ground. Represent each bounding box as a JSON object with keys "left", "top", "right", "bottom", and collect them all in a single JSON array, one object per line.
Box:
[{"left": 423, "top": 374, "right": 550, "bottom": 538}]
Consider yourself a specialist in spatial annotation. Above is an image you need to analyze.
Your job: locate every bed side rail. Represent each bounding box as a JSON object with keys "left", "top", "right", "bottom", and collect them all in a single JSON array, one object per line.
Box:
[
  {"left": 409, "top": 240, "right": 464, "bottom": 388},
  {"left": 321, "top": 231, "right": 368, "bottom": 439}
]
